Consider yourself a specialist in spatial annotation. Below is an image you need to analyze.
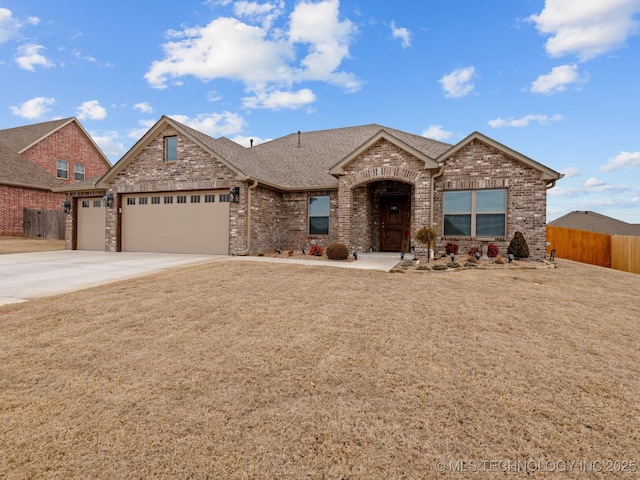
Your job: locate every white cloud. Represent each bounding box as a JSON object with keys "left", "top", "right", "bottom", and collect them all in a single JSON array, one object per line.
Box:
[
  {"left": 133, "top": 102, "right": 153, "bottom": 114},
  {"left": 584, "top": 177, "right": 605, "bottom": 187},
  {"left": 390, "top": 21, "right": 411, "bottom": 48},
  {"left": 230, "top": 135, "right": 271, "bottom": 147},
  {"left": 531, "top": 64, "right": 587, "bottom": 94},
  {"left": 488, "top": 113, "right": 563, "bottom": 128},
  {"left": 234, "top": 0, "right": 284, "bottom": 29},
  {"left": 600, "top": 151, "right": 640, "bottom": 172},
  {"left": 168, "top": 112, "right": 246, "bottom": 138},
  {"left": 422, "top": 125, "right": 453, "bottom": 141},
  {"left": 90, "top": 131, "right": 125, "bottom": 163},
  {"left": 528, "top": 0, "right": 640, "bottom": 61},
  {"left": 76, "top": 100, "right": 107, "bottom": 121},
  {"left": 145, "top": 0, "right": 360, "bottom": 110},
  {"left": 560, "top": 166, "right": 581, "bottom": 178},
  {"left": 439, "top": 66, "right": 475, "bottom": 98},
  {"left": 15, "top": 44, "right": 54, "bottom": 71},
  {"left": 128, "top": 119, "right": 157, "bottom": 140},
  {"left": 0, "top": 7, "right": 20, "bottom": 43},
  {"left": 242, "top": 88, "right": 316, "bottom": 109},
  {"left": 9, "top": 96, "right": 55, "bottom": 119}
]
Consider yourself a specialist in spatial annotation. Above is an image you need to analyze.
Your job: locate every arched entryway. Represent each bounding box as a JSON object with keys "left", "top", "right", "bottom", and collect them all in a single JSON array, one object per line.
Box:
[{"left": 351, "top": 180, "right": 413, "bottom": 252}]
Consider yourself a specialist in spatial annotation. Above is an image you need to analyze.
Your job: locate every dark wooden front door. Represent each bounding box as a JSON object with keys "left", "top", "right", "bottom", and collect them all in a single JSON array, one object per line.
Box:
[{"left": 380, "top": 196, "right": 410, "bottom": 252}]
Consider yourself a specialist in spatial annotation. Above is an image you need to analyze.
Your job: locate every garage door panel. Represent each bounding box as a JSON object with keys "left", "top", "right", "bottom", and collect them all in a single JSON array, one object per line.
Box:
[
  {"left": 77, "top": 197, "right": 105, "bottom": 250},
  {"left": 122, "top": 191, "right": 229, "bottom": 254}
]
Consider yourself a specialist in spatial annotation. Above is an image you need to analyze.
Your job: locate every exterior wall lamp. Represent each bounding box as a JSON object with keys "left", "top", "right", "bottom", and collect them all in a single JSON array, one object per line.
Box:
[
  {"left": 229, "top": 186, "right": 240, "bottom": 203},
  {"left": 103, "top": 193, "right": 114, "bottom": 208},
  {"left": 62, "top": 200, "right": 71, "bottom": 214}
]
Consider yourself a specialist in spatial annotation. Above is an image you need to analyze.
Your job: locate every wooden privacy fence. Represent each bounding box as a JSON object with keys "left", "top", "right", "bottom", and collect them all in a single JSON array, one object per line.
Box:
[
  {"left": 23, "top": 208, "right": 65, "bottom": 240},
  {"left": 546, "top": 226, "right": 640, "bottom": 274}
]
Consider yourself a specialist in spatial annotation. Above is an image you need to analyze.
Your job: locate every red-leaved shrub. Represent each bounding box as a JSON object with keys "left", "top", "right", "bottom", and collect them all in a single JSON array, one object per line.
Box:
[
  {"left": 309, "top": 244, "right": 324, "bottom": 256},
  {"left": 487, "top": 243, "right": 499, "bottom": 257}
]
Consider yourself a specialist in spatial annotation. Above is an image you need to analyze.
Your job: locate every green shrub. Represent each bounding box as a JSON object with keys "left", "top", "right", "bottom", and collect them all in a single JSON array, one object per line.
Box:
[
  {"left": 432, "top": 264, "right": 448, "bottom": 270},
  {"left": 446, "top": 261, "right": 461, "bottom": 269},
  {"left": 325, "top": 243, "right": 348, "bottom": 260},
  {"left": 507, "top": 231, "right": 530, "bottom": 258},
  {"left": 416, "top": 265, "right": 430, "bottom": 271}
]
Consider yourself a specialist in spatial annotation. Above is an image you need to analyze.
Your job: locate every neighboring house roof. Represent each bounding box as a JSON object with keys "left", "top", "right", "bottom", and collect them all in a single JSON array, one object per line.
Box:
[
  {"left": 548, "top": 211, "right": 640, "bottom": 236},
  {"left": 0, "top": 142, "right": 62, "bottom": 190},
  {"left": 96, "top": 116, "right": 563, "bottom": 192},
  {"left": 0, "top": 118, "right": 73, "bottom": 153},
  {"left": 0, "top": 117, "right": 110, "bottom": 191}
]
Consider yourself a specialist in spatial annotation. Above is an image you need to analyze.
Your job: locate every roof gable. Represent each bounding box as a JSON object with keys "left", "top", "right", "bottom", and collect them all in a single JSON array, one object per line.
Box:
[
  {"left": 329, "top": 129, "right": 441, "bottom": 175},
  {"left": 437, "top": 131, "right": 563, "bottom": 181},
  {"left": 97, "top": 116, "right": 247, "bottom": 187}
]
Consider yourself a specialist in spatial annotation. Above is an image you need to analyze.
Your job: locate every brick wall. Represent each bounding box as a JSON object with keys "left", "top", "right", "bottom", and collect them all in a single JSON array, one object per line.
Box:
[
  {"left": 100, "top": 125, "right": 241, "bottom": 252},
  {"left": 0, "top": 184, "right": 64, "bottom": 236},
  {"left": 433, "top": 139, "right": 549, "bottom": 259},
  {"left": 21, "top": 121, "right": 110, "bottom": 184},
  {"left": 337, "top": 138, "right": 432, "bottom": 252}
]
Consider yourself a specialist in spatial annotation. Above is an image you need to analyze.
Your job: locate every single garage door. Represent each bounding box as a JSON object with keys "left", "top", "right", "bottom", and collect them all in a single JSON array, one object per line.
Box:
[
  {"left": 122, "top": 191, "right": 230, "bottom": 254},
  {"left": 77, "top": 197, "right": 106, "bottom": 250}
]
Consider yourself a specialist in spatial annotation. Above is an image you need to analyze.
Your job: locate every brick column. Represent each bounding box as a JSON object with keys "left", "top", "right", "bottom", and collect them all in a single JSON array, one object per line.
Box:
[{"left": 337, "top": 178, "right": 353, "bottom": 249}]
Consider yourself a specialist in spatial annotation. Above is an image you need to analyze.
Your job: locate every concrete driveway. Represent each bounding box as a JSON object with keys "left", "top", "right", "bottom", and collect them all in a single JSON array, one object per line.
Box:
[
  {"left": 0, "top": 251, "right": 221, "bottom": 306},
  {"left": 0, "top": 250, "right": 407, "bottom": 306}
]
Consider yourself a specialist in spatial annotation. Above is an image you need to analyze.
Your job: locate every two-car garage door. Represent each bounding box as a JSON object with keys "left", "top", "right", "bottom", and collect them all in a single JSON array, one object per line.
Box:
[{"left": 121, "top": 190, "right": 230, "bottom": 255}]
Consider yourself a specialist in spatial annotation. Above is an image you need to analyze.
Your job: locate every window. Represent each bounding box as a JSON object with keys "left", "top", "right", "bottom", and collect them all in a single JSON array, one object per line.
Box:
[
  {"left": 204, "top": 194, "right": 215, "bottom": 203},
  {"left": 57, "top": 160, "right": 69, "bottom": 179},
  {"left": 93, "top": 200, "right": 101, "bottom": 207},
  {"left": 74, "top": 163, "right": 85, "bottom": 181},
  {"left": 82, "top": 200, "right": 90, "bottom": 208},
  {"left": 219, "top": 194, "right": 230, "bottom": 203},
  {"left": 444, "top": 189, "right": 506, "bottom": 237},
  {"left": 309, "top": 196, "right": 330, "bottom": 235},
  {"left": 177, "top": 195, "right": 187, "bottom": 204},
  {"left": 164, "top": 196, "right": 173, "bottom": 204},
  {"left": 151, "top": 196, "right": 160, "bottom": 204},
  {"left": 139, "top": 197, "right": 148, "bottom": 205},
  {"left": 165, "top": 136, "right": 177, "bottom": 162},
  {"left": 127, "top": 197, "right": 136, "bottom": 205},
  {"left": 191, "top": 195, "right": 201, "bottom": 203}
]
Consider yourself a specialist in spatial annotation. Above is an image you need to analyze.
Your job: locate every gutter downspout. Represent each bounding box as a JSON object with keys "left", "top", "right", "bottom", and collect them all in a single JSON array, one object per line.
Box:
[
  {"left": 430, "top": 166, "right": 445, "bottom": 227},
  {"left": 232, "top": 179, "right": 259, "bottom": 256},
  {"left": 545, "top": 179, "right": 557, "bottom": 190}
]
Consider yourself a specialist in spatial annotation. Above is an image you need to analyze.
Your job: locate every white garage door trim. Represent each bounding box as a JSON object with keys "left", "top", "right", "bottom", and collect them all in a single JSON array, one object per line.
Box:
[
  {"left": 77, "top": 197, "right": 106, "bottom": 250},
  {"left": 121, "top": 190, "right": 230, "bottom": 255}
]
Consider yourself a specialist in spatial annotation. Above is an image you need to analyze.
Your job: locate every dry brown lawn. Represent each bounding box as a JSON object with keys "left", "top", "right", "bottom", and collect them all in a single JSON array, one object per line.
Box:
[
  {"left": 0, "top": 236, "right": 64, "bottom": 254},
  {"left": 1, "top": 259, "right": 639, "bottom": 479}
]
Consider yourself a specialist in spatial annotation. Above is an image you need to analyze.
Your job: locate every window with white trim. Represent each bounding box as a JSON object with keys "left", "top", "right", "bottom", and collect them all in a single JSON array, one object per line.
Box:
[
  {"left": 443, "top": 189, "right": 506, "bottom": 237},
  {"left": 165, "top": 136, "right": 177, "bottom": 162},
  {"left": 74, "top": 163, "right": 85, "bottom": 181},
  {"left": 309, "top": 196, "right": 330, "bottom": 235},
  {"left": 57, "top": 160, "right": 69, "bottom": 179}
]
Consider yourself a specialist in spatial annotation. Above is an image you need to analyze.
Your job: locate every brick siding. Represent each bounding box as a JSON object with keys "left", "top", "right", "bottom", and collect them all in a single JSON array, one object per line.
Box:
[
  {"left": 0, "top": 184, "right": 64, "bottom": 236},
  {"left": 433, "top": 139, "right": 549, "bottom": 259},
  {"left": 22, "top": 121, "right": 110, "bottom": 184}
]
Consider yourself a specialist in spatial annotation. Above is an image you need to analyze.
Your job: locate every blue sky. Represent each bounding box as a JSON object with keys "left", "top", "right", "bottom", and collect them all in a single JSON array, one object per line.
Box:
[{"left": 1, "top": 0, "right": 639, "bottom": 222}]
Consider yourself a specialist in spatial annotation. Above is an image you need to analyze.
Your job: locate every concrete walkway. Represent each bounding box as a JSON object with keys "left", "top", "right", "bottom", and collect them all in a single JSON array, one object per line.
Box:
[{"left": 0, "top": 250, "right": 408, "bottom": 306}]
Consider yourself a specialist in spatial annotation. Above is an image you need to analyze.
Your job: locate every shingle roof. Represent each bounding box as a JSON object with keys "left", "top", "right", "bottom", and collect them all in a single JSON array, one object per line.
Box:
[
  {"left": 548, "top": 211, "right": 640, "bottom": 236},
  {"left": 0, "top": 118, "right": 73, "bottom": 153},
  {"left": 0, "top": 141, "right": 62, "bottom": 190},
  {"left": 171, "top": 118, "right": 453, "bottom": 189}
]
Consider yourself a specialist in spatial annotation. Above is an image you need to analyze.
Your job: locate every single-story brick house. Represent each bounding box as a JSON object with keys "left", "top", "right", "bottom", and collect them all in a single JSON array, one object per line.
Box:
[
  {"left": 61, "top": 116, "right": 562, "bottom": 258},
  {"left": 0, "top": 118, "right": 111, "bottom": 236}
]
